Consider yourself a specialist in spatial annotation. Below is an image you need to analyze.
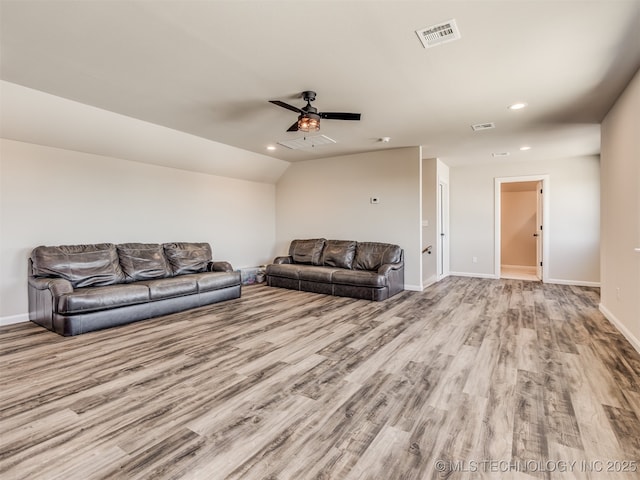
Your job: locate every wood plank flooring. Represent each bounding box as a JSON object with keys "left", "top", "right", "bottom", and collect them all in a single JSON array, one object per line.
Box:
[{"left": 1, "top": 277, "right": 639, "bottom": 479}]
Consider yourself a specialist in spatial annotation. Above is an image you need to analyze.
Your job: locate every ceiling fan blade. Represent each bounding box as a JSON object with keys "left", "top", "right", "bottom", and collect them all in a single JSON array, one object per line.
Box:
[
  {"left": 269, "top": 100, "right": 303, "bottom": 114},
  {"left": 320, "top": 112, "right": 361, "bottom": 121},
  {"left": 286, "top": 121, "right": 299, "bottom": 132}
]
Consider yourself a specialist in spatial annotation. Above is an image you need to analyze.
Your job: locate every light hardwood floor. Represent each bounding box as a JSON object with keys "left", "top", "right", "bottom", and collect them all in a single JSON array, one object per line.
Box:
[{"left": 1, "top": 277, "right": 639, "bottom": 480}]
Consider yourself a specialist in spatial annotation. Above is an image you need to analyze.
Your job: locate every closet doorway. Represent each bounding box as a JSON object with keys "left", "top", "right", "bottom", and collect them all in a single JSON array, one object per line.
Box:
[{"left": 495, "top": 175, "right": 549, "bottom": 282}]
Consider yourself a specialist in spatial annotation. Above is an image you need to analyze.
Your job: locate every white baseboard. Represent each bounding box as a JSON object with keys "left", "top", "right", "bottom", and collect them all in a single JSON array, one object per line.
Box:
[
  {"left": 404, "top": 284, "right": 423, "bottom": 292},
  {"left": 447, "top": 273, "right": 599, "bottom": 288},
  {"left": 546, "top": 278, "right": 601, "bottom": 288},
  {"left": 599, "top": 303, "right": 640, "bottom": 354},
  {"left": 0, "top": 313, "right": 29, "bottom": 326},
  {"left": 449, "top": 271, "right": 500, "bottom": 279}
]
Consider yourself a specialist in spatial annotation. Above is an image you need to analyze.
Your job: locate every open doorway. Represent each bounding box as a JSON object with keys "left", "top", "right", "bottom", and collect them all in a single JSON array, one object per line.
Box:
[
  {"left": 495, "top": 175, "right": 549, "bottom": 282},
  {"left": 500, "top": 181, "right": 539, "bottom": 280}
]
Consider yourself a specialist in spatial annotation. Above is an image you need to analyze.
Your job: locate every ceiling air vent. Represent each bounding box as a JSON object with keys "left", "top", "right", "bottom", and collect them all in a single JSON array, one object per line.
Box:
[
  {"left": 278, "top": 134, "right": 337, "bottom": 150},
  {"left": 471, "top": 122, "right": 496, "bottom": 131},
  {"left": 416, "top": 19, "right": 461, "bottom": 49},
  {"left": 492, "top": 152, "right": 510, "bottom": 157}
]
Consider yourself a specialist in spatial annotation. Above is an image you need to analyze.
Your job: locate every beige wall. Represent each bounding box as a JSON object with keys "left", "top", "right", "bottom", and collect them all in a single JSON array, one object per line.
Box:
[
  {"left": 501, "top": 190, "right": 537, "bottom": 266},
  {"left": 0, "top": 139, "right": 277, "bottom": 322},
  {"left": 449, "top": 155, "right": 600, "bottom": 284},
  {"left": 275, "top": 147, "right": 422, "bottom": 290},
  {"left": 600, "top": 68, "right": 640, "bottom": 350}
]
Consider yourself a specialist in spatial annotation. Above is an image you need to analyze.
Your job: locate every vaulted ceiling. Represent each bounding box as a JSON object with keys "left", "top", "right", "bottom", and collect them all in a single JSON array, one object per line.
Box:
[{"left": 1, "top": 0, "right": 639, "bottom": 169}]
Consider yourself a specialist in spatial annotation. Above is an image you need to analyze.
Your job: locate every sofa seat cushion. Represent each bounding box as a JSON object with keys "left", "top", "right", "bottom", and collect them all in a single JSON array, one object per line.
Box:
[
  {"left": 332, "top": 269, "right": 388, "bottom": 288},
  {"left": 266, "top": 263, "right": 301, "bottom": 279},
  {"left": 138, "top": 277, "right": 198, "bottom": 300},
  {"left": 191, "top": 271, "right": 241, "bottom": 292},
  {"left": 31, "top": 243, "right": 125, "bottom": 288},
  {"left": 58, "top": 284, "right": 150, "bottom": 314},
  {"left": 117, "top": 243, "right": 171, "bottom": 281},
  {"left": 298, "top": 266, "right": 343, "bottom": 283}
]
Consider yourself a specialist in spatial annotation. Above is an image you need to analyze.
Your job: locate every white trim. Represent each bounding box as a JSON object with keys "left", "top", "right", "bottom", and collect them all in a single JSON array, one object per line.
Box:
[
  {"left": 545, "top": 278, "right": 601, "bottom": 288},
  {"left": 0, "top": 313, "right": 29, "bottom": 326},
  {"left": 449, "top": 271, "right": 500, "bottom": 279},
  {"left": 599, "top": 303, "right": 640, "bottom": 353},
  {"left": 404, "top": 284, "right": 423, "bottom": 292},
  {"left": 495, "top": 175, "right": 550, "bottom": 283},
  {"left": 418, "top": 148, "right": 424, "bottom": 290}
]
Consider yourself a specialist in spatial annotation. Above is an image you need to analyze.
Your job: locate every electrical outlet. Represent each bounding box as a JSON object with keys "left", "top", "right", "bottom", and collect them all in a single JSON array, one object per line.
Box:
[
  {"left": 472, "top": 256, "right": 478, "bottom": 263},
  {"left": 616, "top": 287, "right": 621, "bottom": 301}
]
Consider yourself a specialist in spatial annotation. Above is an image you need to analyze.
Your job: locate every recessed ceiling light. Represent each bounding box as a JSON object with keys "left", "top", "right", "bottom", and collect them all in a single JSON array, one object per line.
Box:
[
  {"left": 508, "top": 102, "right": 528, "bottom": 110},
  {"left": 519, "top": 146, "right": 532, "bottom": 151},
  {"left": 266, "top": 145, "right": 276, "bottom": 151}
]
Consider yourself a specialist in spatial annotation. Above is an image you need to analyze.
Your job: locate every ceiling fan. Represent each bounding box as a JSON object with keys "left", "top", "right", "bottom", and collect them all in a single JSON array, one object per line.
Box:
[{"left": 269, "top": 91, "right": 361, "bottom": 132}]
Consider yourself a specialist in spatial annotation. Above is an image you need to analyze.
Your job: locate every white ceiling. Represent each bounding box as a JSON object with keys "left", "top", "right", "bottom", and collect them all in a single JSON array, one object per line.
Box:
[{"left": 1, "top": 0, "right": 639, "bottom": 170}]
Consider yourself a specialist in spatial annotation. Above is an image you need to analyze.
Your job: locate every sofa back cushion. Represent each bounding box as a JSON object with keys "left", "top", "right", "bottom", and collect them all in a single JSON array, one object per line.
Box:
[
  {"left": 163, "top": 242, "right": 212, "bottom": 275},
  {"left": 354, "top": 242, "right": 403, "bottom": 271},
  {"left": 117, "top": 243, "right": 171, "bottom": 282},
  {"left": 31, "top": 243, "right": 125, "bottom": 288},
  {"left": 289, "top": 239, "right": 326, "bottom": 265},
  {"left": 321, "top": 240, "right": 356, "bottom": 269}
]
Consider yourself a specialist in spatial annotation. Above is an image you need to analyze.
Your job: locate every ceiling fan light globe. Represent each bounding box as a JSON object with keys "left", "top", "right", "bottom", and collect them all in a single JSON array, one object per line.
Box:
[{"left": 298, "top": 114, "right": 320, "bottom": 132}]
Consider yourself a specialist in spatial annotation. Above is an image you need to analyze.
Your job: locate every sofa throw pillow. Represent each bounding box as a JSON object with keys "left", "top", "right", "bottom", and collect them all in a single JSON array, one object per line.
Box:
[
  {"left": 31, "top": 243, "right": 125, "bottom": 288},
  {"left": 321, "top": 240, "right": 356, "bottom": 269},
  {"left": 289, "top": 238, "right": 326, "bottom": 265},
  {"left": 117, "top": 243, "right": 171, "bottom": 282},
  {"left": 163, "top": 242, "right": 212, "bottom": 275},
  {"left": 354, "top": 242, "right": 403, "bottom": 271}
]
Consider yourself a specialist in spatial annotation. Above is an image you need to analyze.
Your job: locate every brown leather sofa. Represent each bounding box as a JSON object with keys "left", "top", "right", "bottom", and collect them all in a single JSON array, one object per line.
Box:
[
  {"left": 266, "top": 239, "right": 404, "bottom": 301},
  {"left": 28, "top": 242, "right": 241, "bottom": 336}
]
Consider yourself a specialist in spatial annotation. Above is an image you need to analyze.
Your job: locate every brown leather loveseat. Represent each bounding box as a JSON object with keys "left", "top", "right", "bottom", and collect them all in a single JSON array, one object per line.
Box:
[
  {"left": 266, "top": 238, "right": 404, "bottom": 301},
  {"left": 28, "top": 242, "right": 241, "bottom": 336}
]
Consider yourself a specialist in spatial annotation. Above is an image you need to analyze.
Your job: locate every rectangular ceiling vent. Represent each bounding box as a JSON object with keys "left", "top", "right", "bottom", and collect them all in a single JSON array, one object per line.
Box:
[
  {"left": 471, "top": 122, "right": 496, "bottom": 131},
  {"left": 492, "top": 152, "right": 510, "bottom": 157},
  {"left": 416, "top": 19, "right": 461, "bottom": 49},
  {"left": 278, "top": 135, "right": 337, "bottom": 150}
]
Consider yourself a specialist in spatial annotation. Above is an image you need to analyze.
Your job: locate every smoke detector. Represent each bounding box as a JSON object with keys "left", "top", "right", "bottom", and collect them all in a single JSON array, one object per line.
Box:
[{"left": 416, "top": 19, "right": 461, "bottom": 49}]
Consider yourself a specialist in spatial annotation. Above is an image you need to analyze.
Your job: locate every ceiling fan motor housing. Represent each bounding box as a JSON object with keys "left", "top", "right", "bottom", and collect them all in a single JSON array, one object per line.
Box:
[{"left": 302, "top": 91, "right": 317, "bottom": 102}]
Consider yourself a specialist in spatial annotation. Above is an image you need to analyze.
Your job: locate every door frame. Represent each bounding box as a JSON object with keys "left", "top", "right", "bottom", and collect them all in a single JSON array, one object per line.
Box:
[{"left": 494, "top": 174, "right": 550, "bottom": 282}]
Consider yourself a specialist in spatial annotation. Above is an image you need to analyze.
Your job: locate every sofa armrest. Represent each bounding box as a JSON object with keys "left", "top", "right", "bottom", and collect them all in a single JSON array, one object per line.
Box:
[
  {"left": 28, "top": 276, "right": 74, "bottom": 296},
  {"left": 273, "top": 256, "right": 293, "bottom": 264},
  {"left": 208, "top": 261, "right": 234, "bottom": 273},
  {"left": 378, "top": 262, "right": 404, "bottom": 276},
  {"left": 28, "top": 276, "right": 74, "bottom": 331},
  {"left": 378, "top": 262, "right": 405, "bottom": 296}
]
